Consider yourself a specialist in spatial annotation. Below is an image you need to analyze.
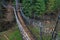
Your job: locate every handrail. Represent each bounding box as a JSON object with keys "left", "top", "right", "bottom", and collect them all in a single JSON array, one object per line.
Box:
[{"left": 13, "top": 6, "right": 35, "bottom": 40}]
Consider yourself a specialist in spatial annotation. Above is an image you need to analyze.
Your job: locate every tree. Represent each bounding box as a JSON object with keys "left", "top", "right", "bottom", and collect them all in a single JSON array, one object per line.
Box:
[
  {"left": 47, "top": 0, "right": 56, "bottom": 12},
  {"left": 22, "top": 0, "right": 46, "bottom": 17},
  {"left": 22, "top": 0, "right": 32, "bottom": 17},
  {"left": 56, "top": 0, "right": 60, "bottom": 9}
]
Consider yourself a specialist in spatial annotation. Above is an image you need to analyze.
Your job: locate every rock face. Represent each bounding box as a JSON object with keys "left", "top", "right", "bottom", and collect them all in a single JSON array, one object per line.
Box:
[
  {"left": 5, "top": 4, "right": 14, "bottom": 22},
  {"left": 0, "top": 4, "right": 15, "bottom": 32}
]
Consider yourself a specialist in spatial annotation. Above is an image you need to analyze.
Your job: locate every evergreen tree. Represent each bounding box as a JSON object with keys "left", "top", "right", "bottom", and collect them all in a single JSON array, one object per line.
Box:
[
  {"left": 22, "top": 0, "right": 32, "bottom": 17},
  {"left": 35, "top": 0, "right": 46, "bottom": 16},
  {"left": 47, "top": 0, "right": 56, "bottom": 12},
  {"left": 22, "top": 0, "right": 46, "bottom": 17}
]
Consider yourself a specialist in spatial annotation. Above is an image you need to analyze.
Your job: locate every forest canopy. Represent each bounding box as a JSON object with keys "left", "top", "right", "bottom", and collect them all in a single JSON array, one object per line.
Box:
[
  {"left": 22, "top": 0, "right": 57, "bottom": 17},
  {"left": 0, "top": 0, "right": 60, "bottom": 19}
]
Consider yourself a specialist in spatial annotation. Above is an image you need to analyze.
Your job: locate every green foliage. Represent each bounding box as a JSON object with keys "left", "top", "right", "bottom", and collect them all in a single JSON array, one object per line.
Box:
[
  {"left": 47, "top": 0, "right": 56, "bottom": 12},
  {"left": 22, "top": 0, "right": 46, "bottom": 17},
  {"left": 56, "top": 0, "right": 60, "bottom": 9},
  {"left": 22, "top": 0, "right": 32, "bottom": 17},
  {"left": 0, "top": 26, "right": 22, "bottom": 40},
  {"left": 28, "top": 26, "right": 40, "bottom": 40},
  {"left": 22, "top": 0, "right": 57, "bottom": 17},
  {"left": 33, "top": 0, "right": 46, "bottom": 16},
  {"left": 8, "top": 27, "right": 22, "bottom": 40}
]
